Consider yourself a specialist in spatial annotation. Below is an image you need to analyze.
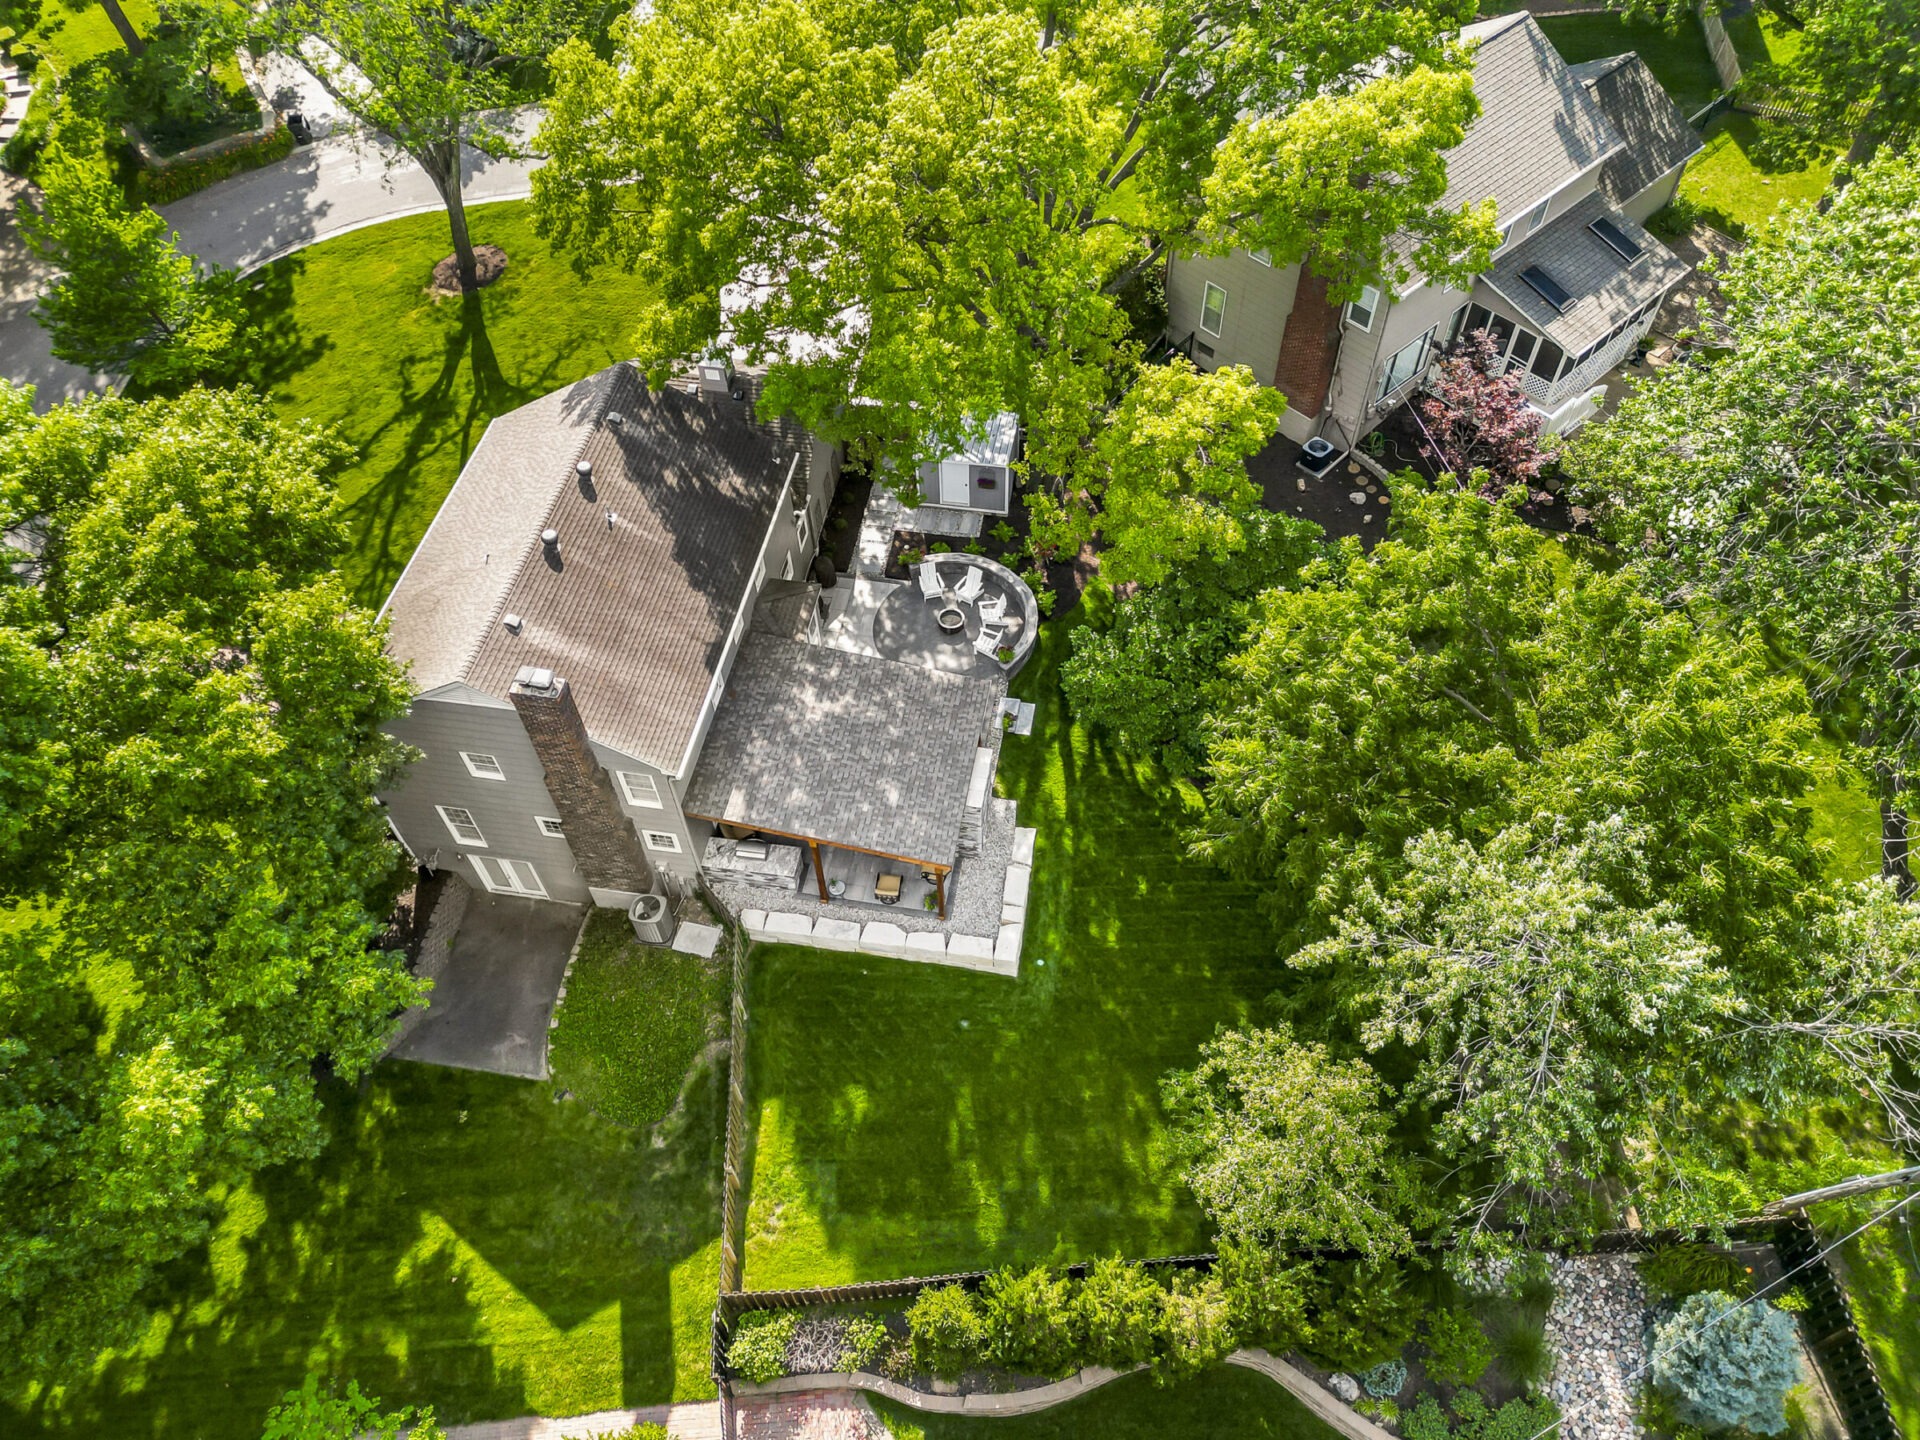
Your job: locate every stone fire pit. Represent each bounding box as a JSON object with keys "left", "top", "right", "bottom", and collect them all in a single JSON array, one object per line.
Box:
[{"left": 936, "top": 606, "right": 967, "bottom": 633}]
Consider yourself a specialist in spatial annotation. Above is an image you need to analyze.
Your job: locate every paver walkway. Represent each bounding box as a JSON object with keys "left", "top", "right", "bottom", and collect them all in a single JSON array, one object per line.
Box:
[{"left": 436, "top": 1390, "right": 887, "bottom": 1440}]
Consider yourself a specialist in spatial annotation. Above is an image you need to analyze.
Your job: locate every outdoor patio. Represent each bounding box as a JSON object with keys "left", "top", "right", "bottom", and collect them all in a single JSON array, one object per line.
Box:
[{"left": 872, "top": 553, "right": 1039, "bottom": 679}]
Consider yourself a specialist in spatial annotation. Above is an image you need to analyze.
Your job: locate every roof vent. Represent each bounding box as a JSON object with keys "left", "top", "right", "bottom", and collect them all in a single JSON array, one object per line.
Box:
[
  {"left": 607, "top": 411, "right": 624, "bottom": 427},
  {"left": 502, "top": 612, "right": 523, "bottom": 633},
  {"left": 513, "top": 665, "right": 557, "bottom": 693},
  {"left": 541, "top": 527, "right": 559, "bottom": 547},
  {"left": 576, "top": 460, "right": 593, "bottom": 483},
  {"left": 696, "top": 355, "right": 733, "bottom": 395}
]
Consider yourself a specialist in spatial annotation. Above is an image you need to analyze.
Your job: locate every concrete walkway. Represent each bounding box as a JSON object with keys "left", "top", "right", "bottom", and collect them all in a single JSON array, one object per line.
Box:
[
  {"left": 435, "top": 1391, "right": 887, "bottom": 1440},
  {"left": 1, "top": 109, "right": 542, "bottom": 411}
]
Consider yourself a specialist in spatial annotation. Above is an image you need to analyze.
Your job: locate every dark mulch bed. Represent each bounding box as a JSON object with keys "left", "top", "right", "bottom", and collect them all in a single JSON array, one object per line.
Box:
[
  {"left": 1370, "top": 404, "right": 1595, "bottom": 539},
  {"left": 429, "top": 244, "right": 509, "bottom": 297},
  {"left": 823, "top": 464, "right": 875, "bottom": 574}
]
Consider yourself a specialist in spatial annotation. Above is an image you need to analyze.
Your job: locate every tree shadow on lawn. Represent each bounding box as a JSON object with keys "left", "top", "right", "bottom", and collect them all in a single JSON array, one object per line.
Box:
[
  {"left": 9, "top": 1059, "right": 724, "bottom": 1439},
  {"left": 743, "top": 618, "right": 1285, "bottom": 1286}
]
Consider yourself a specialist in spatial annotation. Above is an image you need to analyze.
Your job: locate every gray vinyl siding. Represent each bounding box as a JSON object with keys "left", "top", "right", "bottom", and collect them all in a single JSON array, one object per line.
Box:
[
  {"left": 593, "top": 742, "right": 701, "bottom": 886},
  {"left": 382, "top": 687, "right": 591, "bottom": 904},
  {"left": 1166, "top": 251, "right": 1297, "bottom": 380}
]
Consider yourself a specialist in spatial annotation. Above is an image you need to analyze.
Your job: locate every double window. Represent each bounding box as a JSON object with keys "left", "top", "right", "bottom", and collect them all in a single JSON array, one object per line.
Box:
[
  {"left": 437, "top": 805, "right": 487, "bottom": 847},
  {"left": 641, "top": 829, "right": 683, "bottom": 854},
  {"left": 1450, "top": 303, "right": 1568, "bottom": 387},
  {"left": 460, "top": 752, "right": 506, "bottom": 781},
  {"left": 1200, "top": 282, "right": 1227, "bottom": 336},
  {"left": 1376, "top": 326, "right": 1438, "bottom": 402},
  {"left": 617, "top": 771, "right": 664, "bottom": 809},
  {"left": 1346, "top": 284, "right": 1382, "bottom": 333}
]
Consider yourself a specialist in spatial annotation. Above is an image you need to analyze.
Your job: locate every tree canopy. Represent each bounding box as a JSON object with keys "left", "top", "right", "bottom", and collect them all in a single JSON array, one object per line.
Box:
[
  {"left": 1567, "top": 150, "right": 1920, "bottom": 891},
  {"left": 531, "top": 0, "right": 1499, "bottom": 539},
  {"left": 0, "top": 382, "right": 420, "bottom": 1378}
]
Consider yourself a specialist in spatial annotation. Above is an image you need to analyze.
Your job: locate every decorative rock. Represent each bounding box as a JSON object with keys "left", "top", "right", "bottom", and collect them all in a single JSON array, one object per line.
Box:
[
  {"left": 1365, "top": 483, "right": 1378, "bottom": 494},
  {"left": 1349, "top": 491, "right": 1368, "bottom": 506},
  {"left": 1545, "top": 1254, "right": 1650, "bottom": 1440},
  {"left": 1328, "top": 1373, "right": 1361, "bottom": 1404},
  {"left": 1296, "top": 477, "right": 1306, "bottom": 491}
]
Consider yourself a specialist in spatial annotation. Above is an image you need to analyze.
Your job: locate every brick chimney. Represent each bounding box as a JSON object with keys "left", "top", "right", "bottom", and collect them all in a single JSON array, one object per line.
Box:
[
  {"left": 508, "top": 667, "right": 653, "bottom": 895},
  {"left": 1273, "top": 269, "right": 1346, "bottom": 419}
]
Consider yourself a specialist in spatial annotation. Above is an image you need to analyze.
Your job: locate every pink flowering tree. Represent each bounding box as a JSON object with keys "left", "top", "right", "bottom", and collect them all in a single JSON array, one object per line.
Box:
[{"left": 1414, "top": 328, "right": 1549, "bottom": 498}]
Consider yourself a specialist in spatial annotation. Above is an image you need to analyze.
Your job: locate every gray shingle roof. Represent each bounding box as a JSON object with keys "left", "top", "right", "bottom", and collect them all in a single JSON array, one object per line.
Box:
[
  {"left": 1570, "top": 54, "right": 1704, "bottom": 208},
  {"left": 682, "top": 633, "right": 1005, "bottom": 867},
  {"left": 1483, "top": 191, "right": 1690, "bottom": 354},
  {"left": 1445, "top": 14, "right": 1626, "bottom": 223},
  {"left": 382, "top": 363, "right": 809, "bottom": 771}
]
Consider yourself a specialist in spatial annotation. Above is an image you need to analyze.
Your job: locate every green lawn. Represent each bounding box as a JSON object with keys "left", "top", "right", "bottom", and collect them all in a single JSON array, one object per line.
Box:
[
  {"left": 549, "top": 909, "right": 730, "bottom": 1130},
  {"left": 234, "top": 201, "right": 658, "bottom": 605},
  {"left": 872, "top": 1367, "right": 1339, "bottom": 1440},
  {"left": 3, "top": 1062, "right": 725, "bottom": 1439},
  {"left": 740, "top": 601, "right": 1284, "bottom": 1289},
  {"left": 1, "top": 0, "right": 160, "bottom": 74},
  {"left": 1675, "top": 111, "right": 1837, "bottom": 235},
  {"left": 1832, "top": 1209, "right": 1920, "bottom": 1436},
  {"left": 1537, "top": 12, "right": 1722, "bottom": 118},
  {"left": 1723, "top": 6, "right": 1805, "bottom": 73}
]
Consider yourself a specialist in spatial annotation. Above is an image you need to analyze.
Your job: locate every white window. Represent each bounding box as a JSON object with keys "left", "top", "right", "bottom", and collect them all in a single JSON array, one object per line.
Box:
[
  {"left": 617, "top": 771, "right": 664, "bottom": 808},
  {"left": 1199, "top": 282, "right": 1227, "bottom": 336},
  {"left": 641, "top": 829, "right": 682, "bottom": 854},
  {"left": 796, "top": 509, "right": 810, "bottom": 549},
  {"left": 437, "top": 805, "right": 487, "bottom": 847},
  {"left": 472, "top": 855, "right": 546, "bottom": 897},
  {"left": 782, "top": 552, "right": 795, "bottom": 581},
  {"left": 1248, "top": 248, "right": 1272, "bottom": 267},
  {"left": 1346, "top": 284, "right": 1382, "bottom": 332},
  {"left": 535, "top": 816, "right": 565, "bottom": 838},
  {"left": 1524, "top": 197, "right": 1551, "bottom": 234},
  {"left": 1376, "top": 326, "right": 1438, "bottom": 401},
  {"left": 460, "top": 752, "right": 506, "bottom": 781}
]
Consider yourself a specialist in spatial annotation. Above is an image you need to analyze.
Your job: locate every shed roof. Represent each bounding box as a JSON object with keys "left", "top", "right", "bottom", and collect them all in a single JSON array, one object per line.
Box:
[
  {"left": 1482, "top": 191, "right": 1690, "bottom": 354},
  {"left": 1570, "top": 53, "right": 1704, "bottom": 207},
  {"left": 682, "top": 633, "right": 1005, "bottom": 868},
  {"left": 382, "top": 363, "right": 809, "bottom": 772}
]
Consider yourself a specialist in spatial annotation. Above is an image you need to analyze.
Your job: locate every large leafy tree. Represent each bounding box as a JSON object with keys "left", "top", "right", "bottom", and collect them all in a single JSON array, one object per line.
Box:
[
  {"left": 258, "top": 0, "right": 575, "bottom": 291},
  {"left": 0, "top": 382, "right": 421, "bottom": 1378},
  {"left": 19, "top": 120, "right": 247, "bottom": 390},
  {"left": 531, "top": 0, "right": 1499, "bottom": 534},
  {"left": 1567, "top": 152, "right": 1920, "bottom": 890},
  {"left": 1197, "top": 485, "right": 1827, "bottom": 961},
  {"left": 1163, "top": 1024, "right": 1431, "bottom": 1259}
]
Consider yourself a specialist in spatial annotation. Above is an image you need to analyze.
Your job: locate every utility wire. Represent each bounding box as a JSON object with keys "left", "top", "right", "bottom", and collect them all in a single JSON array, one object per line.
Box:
[{"left": 1519, "top": 1187, "right": 1920, "bottom": 1440}]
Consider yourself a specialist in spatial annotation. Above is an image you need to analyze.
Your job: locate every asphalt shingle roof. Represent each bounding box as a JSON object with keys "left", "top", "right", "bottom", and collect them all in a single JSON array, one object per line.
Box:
[
  {"left": 682, "top": 633, "right": 1005, "bottom": 868},
  {"left": 382, "top": 363, "right": 809, "bottom": 772},
  {"left": 1483, "top": 190, "right": 1691, "bottom": 354},
  {"left": 1570, "top": 53, "right": 1705, "bottom": 207}
]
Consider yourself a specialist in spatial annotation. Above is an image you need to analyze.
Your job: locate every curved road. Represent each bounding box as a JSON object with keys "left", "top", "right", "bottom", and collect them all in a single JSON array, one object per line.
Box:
[{"left": 0, "top": 109, "right": 542, "bottom": 412}]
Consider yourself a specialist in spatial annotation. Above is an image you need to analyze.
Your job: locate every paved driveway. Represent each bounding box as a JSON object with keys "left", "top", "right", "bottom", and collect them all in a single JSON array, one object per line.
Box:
[{"left": 390, "top": 894, "right": 582, "bottom": 1079}]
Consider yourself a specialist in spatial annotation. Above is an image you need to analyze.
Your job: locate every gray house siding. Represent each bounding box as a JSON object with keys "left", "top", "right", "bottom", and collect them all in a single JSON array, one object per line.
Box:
[
  {"left": 1166, "top": 250, "right": 1296, "bottom": 380},
  {"left": 383, "top": 686, "right": 591, "bottom": 904},
  {"left": 591, "top": 740, "right": 702, "bottom": 889},
  {"left": 1619, "top": 157, "right": 1686, "bottom": 225}
]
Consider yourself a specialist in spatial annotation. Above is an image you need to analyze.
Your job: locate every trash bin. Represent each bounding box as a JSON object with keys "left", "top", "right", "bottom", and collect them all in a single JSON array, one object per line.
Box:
[{"left": 629, "top": 892, "right": 676, "bottom": 945}]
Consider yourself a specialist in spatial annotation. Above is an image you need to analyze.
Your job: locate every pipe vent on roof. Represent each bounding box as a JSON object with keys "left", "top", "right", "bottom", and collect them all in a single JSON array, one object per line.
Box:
[
  {"left": 541, "top": 528, "right": 559, "bottom": 548},
  {"left": 576, "top": 460, "right": 593, "bottom": 483},
  {"left": 503, "top": 612, "right": 523, "bottom": 633}
]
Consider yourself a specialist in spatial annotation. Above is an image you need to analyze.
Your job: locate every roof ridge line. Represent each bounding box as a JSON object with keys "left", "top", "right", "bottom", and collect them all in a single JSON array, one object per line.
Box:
[{"left": 456, "top": 364, "right": 626, "bottom": 685}]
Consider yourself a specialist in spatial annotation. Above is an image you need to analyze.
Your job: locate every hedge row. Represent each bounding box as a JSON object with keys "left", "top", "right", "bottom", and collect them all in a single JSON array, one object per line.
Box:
[{"left": 134, "top": 123, "right": 294, "bottom": 204}]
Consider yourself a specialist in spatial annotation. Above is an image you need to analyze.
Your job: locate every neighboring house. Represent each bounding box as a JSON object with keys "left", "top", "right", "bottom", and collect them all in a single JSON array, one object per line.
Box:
[
  {"left": 914, "top": 411, "right": 1020, "bottom": 517},
  {"left": 378, "top": 362, "right": 1024, "bottom": 971},
  {"left": 1166, "top": 13, "right": 1703, "bottom": 443}
]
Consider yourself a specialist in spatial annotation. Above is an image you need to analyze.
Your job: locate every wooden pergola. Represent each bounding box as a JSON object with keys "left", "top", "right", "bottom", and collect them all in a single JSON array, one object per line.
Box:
[{"left": 684, "top": 812, "right": 953, "bottom": 919}]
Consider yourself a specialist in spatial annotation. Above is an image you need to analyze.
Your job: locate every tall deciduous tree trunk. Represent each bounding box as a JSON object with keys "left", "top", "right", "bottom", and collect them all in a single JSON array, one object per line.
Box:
[
  {"left": 99, "top": 0, "right": 145, "bottom": 57},
  {"left": 1877, "top": 759, "right": 1916, "bottom": 897},
  {"left": 424, "top": 143, "right": 479, "bottom": 291}
]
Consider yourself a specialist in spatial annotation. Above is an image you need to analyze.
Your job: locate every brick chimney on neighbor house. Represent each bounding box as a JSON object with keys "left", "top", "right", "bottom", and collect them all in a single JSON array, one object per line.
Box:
[
  {"left": 1273, "top": 269, "right": 1346, "bottom": 420},
  {"left": 508, "top": 666, "right": 653, "bottom": 896}
]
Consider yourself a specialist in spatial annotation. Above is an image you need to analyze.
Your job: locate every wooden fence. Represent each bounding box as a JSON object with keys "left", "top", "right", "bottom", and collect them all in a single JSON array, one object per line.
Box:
[
  {"left": 1697, "top": 1, "right": 1743, "bottom": 92},
  {"left": 713, "top": 920, "right": 754, "bottom": 1440},
  {"left": 1774, "top": 1215, "right": 1900, "bottom": 1440}
]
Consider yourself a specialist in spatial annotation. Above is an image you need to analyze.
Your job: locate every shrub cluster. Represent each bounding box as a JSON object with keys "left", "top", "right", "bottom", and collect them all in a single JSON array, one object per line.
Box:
[
  {"left": 724, "top": 1311, "right": 797, "bottom": 1384},
  {"left": 1422, "top": 1308, "right": 1493, "bottom": 1386},
  {"left": 134, "top": 124, "right": 294, "bottom": 205},
  {"left": 1406, "top": 1390, "right": 1561, "bottom": 1440},
  {"left": 1650, "top": 1291, "right": 1800, "bottom": 1437},
  {"left": 1639, "top": 1242, "right": 1752, "bottom": 1302}
]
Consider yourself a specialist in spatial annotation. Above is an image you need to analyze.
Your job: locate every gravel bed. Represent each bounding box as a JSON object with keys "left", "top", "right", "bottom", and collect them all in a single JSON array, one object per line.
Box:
[{"left": 1547, "top": 1254, "right": 1650, "bottom": 1440}]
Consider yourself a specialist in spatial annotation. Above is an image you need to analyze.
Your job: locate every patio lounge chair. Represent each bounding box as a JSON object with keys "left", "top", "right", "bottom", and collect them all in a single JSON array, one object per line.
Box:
[
  {"left": 953, "top": 567, "right": 985, "bottom": 604},
  {"left": 973, "top": 623, "right": 1004, "bottom": 659},
  {"left": 977, "top": 591, "right": 1008, "bottom": 624},
  {"left": 917, "top": 561, "right": 946, "bottom": 600},
  {"left": 875, "top": 873, "right": 903, "bottom": 904}
]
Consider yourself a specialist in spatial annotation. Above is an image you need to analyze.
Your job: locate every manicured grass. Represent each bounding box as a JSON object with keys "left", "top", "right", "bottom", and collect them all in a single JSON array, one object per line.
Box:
[
  {"left": 1676, "top": 112, "right": 1836, "bottom": 235},
  {"left": 3, "top": 1061, "right": 725, "bottom": 1439},
  {"left": 234, "top": 201, "right": 658, "bottom": 604},
  {"left": 872, "top": 1366, "right": 1340, "bottom": 1440},
  {"left": 549, "top": 909, "right": 730, "bottom": 1130},
  {"left": 1826, "top": 1201, "right": 1920, "bottom": 1437},
  {"left": 1, "top": 0, "right": 160, "bottom": 74},
  {"left": 739, "top": 601, "right": 1283, "bottom": 1288},
  {"left": 1537, "top": 13, "right": 1722, "bottom": 118},
  {"left": 1724, "top": 7, "right": 1805, "bottom": 72}
]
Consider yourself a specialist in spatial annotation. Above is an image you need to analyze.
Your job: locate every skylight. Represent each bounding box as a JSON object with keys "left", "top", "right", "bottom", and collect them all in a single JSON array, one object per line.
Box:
[
  {"left": 1519, "top": 265, "right": 1575, "bottom": 313},
  {"left": 1588, "top": 216, "right": 1644, "bottom": 263}
]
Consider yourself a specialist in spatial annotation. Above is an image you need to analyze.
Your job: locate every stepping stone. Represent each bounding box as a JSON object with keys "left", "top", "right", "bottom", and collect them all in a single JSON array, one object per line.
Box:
[{"left": 671, "top": 920, "right": 723, "bottom": 958}]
